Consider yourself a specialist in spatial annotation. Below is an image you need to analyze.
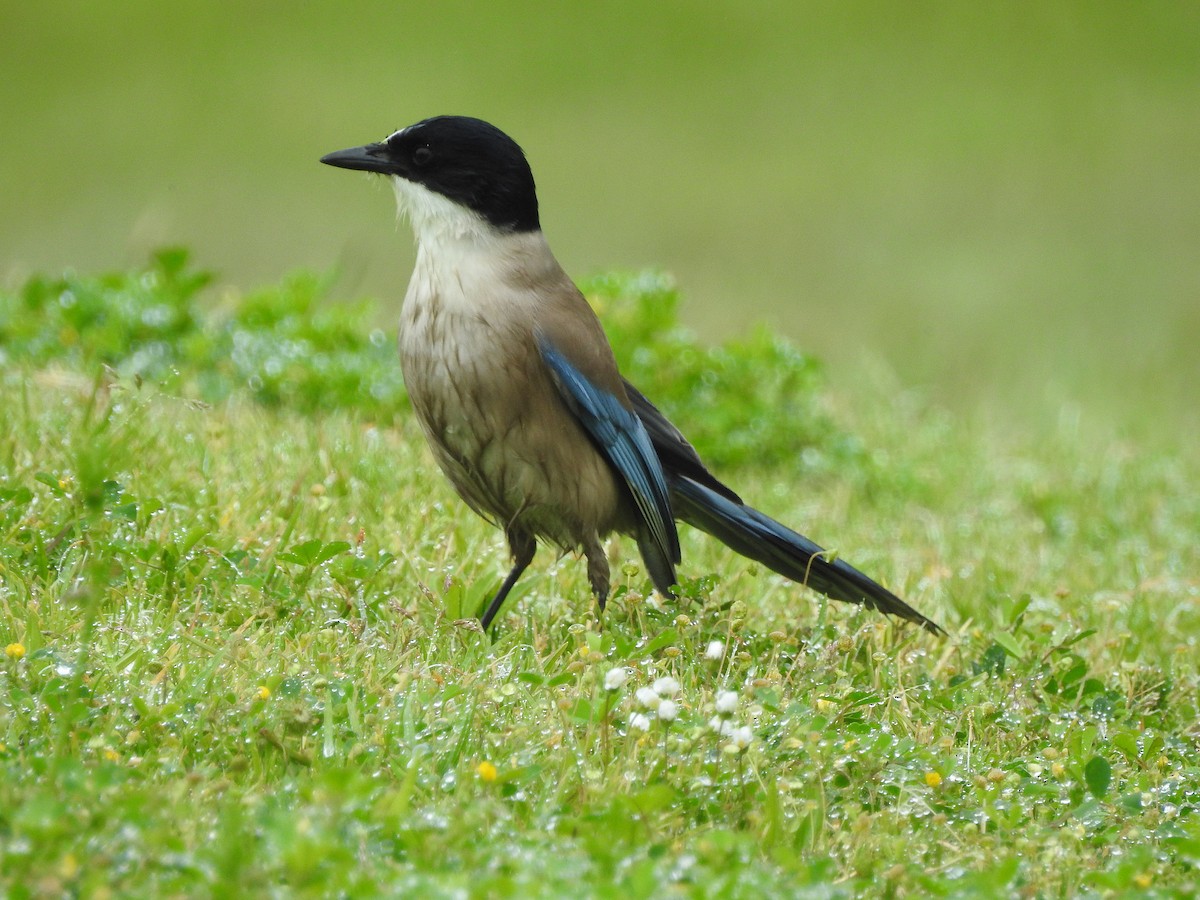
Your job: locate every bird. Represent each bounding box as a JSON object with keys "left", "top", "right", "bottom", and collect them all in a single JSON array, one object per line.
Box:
[{"left": 320, "top": 115, "right": 942, "bottom": 635}]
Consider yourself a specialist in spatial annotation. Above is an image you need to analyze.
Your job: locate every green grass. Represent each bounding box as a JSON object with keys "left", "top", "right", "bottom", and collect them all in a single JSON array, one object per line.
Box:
[{"left": 2, "top": 256, "right": 1198, "bottom": 897}]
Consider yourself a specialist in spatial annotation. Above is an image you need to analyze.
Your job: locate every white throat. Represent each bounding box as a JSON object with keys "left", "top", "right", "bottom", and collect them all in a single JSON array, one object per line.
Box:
[
  {"left": 392, "top": 175, "right": 557, "bottom": 321},
  {"left": 391, "top": 176, "right": 497, "bottom": 251}
]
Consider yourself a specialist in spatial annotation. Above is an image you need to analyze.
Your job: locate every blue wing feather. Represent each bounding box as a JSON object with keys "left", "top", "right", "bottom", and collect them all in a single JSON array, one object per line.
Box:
[{"left": 537, "top": 337, "right": 680, "bottom": 589}]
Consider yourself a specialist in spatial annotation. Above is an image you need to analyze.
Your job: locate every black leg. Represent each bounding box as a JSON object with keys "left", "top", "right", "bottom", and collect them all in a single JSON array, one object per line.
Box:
[
  {"left": 480, "top": 529, "right": 535, "bottom": 630},
  {"left": 583, "top": 534, "right": 610, "bottom": 615}
]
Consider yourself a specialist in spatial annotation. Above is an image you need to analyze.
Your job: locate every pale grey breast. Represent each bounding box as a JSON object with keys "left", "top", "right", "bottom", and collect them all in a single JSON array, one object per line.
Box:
[{"left": 397, "top": 239, "right": 626, "bottom": 552}]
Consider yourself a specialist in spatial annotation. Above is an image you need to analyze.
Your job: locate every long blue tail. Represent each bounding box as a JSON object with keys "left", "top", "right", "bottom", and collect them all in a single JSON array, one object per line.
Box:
[
  {"left": 670, "top": 475, "right": 943, "bottom": 634},
  {"left": 622, "top": 379, "right": 942, "bottom": 633}
]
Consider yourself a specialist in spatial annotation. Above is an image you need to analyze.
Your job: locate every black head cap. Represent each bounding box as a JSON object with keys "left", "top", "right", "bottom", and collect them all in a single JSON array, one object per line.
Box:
[{"left": 321, "top": 116, "right": 540, "bottom": 233}]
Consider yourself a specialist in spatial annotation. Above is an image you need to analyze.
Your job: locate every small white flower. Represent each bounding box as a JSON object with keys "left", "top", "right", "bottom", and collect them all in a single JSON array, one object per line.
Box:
[
  {"left": 657, "top": 699, "right": 679, "bottom": 722},
  {"left": 635, "top": 686, "right": 660, "bottom": 709},
  {"left": 708, "top": 716, "right": 734, "bottom": 737},
  {"left": 715, "top": 690, "right": 738, "bottom": 715},
  {"left": 729, "top": 726, "right": 754, "bottom": 751},
  {"left": 652, "top": 676, "right": 681, "bottom": 697},
  {"left": 704, "top": 640, "right": 725, "bottom": 660},
  {"left": 630, "top": 712, "right": 652, "bottom": 732},
  {"left": 604, "top": 667, "right": 628, "bottom": 691}
]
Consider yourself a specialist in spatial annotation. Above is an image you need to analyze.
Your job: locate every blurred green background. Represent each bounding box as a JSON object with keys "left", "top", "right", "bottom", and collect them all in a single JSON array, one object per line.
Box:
[{"left": 2, "top": 2, "right": 1197, "bottom": 427}]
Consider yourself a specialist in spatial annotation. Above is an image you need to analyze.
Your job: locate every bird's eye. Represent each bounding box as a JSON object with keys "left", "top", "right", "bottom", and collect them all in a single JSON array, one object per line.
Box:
[{"left": 413, "top": 146, "right": 433, "bottom": 166}]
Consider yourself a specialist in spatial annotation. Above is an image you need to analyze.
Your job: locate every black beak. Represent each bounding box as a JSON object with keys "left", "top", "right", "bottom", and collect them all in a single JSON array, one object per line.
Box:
[{"left": 319, "top": 143, "right": 395, "bottom": 174}]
